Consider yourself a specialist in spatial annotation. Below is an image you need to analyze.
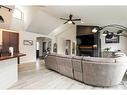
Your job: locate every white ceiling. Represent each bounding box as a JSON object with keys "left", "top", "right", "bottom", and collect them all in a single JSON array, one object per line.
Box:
[
  {"left": 26, "top": 8, "right": 62, "bottom": 35},
  {"left": 27, "top": 6, "right": 127, "bottom": 35},
  {"left": 2, "top": 6, "right": 127, "bottom": 35},
  {"left": 42, "top": 6, "right": 127, "bottom": 26}
]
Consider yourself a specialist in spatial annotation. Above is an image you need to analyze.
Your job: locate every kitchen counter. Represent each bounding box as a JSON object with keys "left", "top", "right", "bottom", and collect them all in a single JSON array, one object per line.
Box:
[
  {"left": 0, "top": 53, "right": 26, "bottom": 61},
  {"left": 0, "top": 53, "right": 26, "bottom": 89}
]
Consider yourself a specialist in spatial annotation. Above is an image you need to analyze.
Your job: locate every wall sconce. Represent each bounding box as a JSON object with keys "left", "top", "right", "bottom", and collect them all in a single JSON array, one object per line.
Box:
[
  {"left": 92, "top": 27, "right": 98, "bottom": 33},
  {"left": 99, "top": 24, "right": 127, "bottom": 39}
]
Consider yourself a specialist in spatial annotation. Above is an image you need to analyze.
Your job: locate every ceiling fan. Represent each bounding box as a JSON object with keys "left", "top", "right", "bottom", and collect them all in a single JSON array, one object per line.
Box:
[{"left": 60, "top": 14, "right": 81, "bottom": 25}]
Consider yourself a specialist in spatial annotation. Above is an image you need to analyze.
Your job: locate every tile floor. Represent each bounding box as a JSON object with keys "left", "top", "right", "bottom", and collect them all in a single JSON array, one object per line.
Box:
[{"left": 9, "top": 60, "right": 127, "bottom": 89}]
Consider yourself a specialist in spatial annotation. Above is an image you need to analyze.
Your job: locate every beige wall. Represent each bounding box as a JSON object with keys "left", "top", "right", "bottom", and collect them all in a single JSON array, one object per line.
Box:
[{"left": 0, "top": 6, "right": 14, "bottom": 29}]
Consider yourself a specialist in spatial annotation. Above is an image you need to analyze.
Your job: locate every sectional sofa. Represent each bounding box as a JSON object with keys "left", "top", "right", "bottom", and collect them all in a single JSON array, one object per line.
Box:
[{"left": 45, "top": 53, "right": 127, "bottom": 87}]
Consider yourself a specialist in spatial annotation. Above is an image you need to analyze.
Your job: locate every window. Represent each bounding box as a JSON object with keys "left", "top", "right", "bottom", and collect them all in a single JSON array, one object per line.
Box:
[
  {"left": 13, "top": 8, "right": 23, "bottom": 20},
  {"left": 36, "top": 42, "right": 39, "bottom": 50}
]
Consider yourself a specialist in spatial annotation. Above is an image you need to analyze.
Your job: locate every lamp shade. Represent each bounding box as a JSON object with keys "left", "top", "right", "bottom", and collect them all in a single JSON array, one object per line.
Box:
[
  {"left": 102, "top": 30, "right": 108, "bottom": 36},
  {"left": 117, "top": 30, "right": 123, "bottom": 34},
  {"left": 92, "top": 28, "right": 98, "bottom": 33},
  {"left": 106, "top": 32, "right": 114, "bottom": 39},
  {"left": 0, "top": 15, "right": 4, "bottom": 23}
]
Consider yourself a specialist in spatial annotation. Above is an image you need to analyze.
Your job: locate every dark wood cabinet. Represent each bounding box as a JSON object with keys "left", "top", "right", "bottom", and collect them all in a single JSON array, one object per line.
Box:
[{"left": 2, "top": 31, "right": 19, "bottom": 54}]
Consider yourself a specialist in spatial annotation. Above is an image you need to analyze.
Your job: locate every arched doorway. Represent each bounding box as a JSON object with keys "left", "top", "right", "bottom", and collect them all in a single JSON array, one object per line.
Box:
[{"left": 36, "top": 37, "right": 52, "bottom": 59}]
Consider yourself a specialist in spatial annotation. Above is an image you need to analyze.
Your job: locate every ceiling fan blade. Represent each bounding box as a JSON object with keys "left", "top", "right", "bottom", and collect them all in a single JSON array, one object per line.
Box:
[
  {"left": 72, "top": 21, "right": 75, "bottom": 25},
  {"left": 60, "top": 18, "right": 68, "bottom": 20},
  {"left": 64, "top": 21, "right": 68, "bottom": 24},
  {"left": 72, "top": 19, "right": 81, "bottom": 21}
]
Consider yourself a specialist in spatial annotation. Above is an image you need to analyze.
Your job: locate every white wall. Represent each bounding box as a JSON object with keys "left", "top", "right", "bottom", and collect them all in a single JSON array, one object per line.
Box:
[
  {"left": 38, "top": 39, "right": 43, "bottom": 57},
  {"left": 19, "top": 31, "right": 50, "bottom": 63},
  {"left": 101, "top": 32, "right": 127, "bottom": 54},
  {"left": 55, "top": 25, "right": 76, "bottom": 55}
]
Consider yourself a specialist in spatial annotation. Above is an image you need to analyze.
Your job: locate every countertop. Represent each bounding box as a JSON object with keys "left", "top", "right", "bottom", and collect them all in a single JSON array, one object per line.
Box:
[{"left": 0, "top": 53, "right": 26, "bottom": 61}]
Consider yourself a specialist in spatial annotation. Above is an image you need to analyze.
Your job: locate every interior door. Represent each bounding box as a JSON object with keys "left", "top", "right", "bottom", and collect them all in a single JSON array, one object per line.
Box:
[
  {"left": 2, "top": 31, "right": 19, "bottom": 54},
  {"left": 9, "top": 32, "right": 19, "bottom": 53},
  {"left": 2, "top": 31, "right": 10, "bottom": 54}
]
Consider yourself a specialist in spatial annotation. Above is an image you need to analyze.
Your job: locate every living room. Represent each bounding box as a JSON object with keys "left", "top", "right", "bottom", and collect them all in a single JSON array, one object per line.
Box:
[{"left": 0, "top": 5, "right": 127, "bottom": 90}]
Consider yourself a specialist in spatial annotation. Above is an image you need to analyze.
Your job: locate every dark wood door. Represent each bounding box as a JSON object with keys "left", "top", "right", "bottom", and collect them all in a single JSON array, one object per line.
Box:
[
  {"left": 2, "top": 31, "right": 19, "bottom": 54},
  {"left": 9, "top": 32, "right": 19, "bottom": 53},
  {"left": 2, "top": 31, "right": 10, "bottom": 53}
]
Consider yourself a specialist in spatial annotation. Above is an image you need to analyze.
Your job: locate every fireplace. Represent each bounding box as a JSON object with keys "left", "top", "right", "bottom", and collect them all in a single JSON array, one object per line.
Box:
[
  {"left": 76, "top": 25, "right": 101, "bottom": 57},
  {"left": 80, "top": 51, "right": 93, "bottom": 56},
  {"left": 78, "top": 46, "right": 94, "bottom": 56}
]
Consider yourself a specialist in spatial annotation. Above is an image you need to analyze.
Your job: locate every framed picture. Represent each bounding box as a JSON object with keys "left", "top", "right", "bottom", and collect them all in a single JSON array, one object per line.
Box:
[
  {"left": 53, "top": 43, "right": 57, "bottom": 53},
  {"left": 105, "top": 35, "right": 119, "bottom": 43},
  {"left": 23, "top": 40, "right": 33, "bottom": 45},
  {"left": 65, "top": 40, "right": 71, "bottom": 55}
]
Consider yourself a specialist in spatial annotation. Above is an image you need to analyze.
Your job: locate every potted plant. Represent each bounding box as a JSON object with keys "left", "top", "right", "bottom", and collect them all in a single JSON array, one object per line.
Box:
[{"left": 104, "top": 47, "right": 111, "bottom": 51}]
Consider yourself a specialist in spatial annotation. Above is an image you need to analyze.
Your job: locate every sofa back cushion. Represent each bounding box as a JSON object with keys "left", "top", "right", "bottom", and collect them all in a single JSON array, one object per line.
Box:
[
  {"left": 115, "top": 57, "right": 127, "bottom": 63},
  {"left": 82, "top": 60, "right": 127, "bottom": 86},
  {"left": 56, "top": 54, "right": 73, "bottom": 59},
  {"left": 83, "top": 56, "right": 115, "bottom": 63}
]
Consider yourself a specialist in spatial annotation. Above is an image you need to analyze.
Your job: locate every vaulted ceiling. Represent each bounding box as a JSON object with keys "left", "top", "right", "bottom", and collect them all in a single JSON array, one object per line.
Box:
[
  {"left": 21, "top": 6, "right": 127, "bottom": 35},
  {"left": 1, "top": 6, "right": 127, "bottom": 35},
  {"left": 42, "top": 6, "right": 127, "bottom": 26}
]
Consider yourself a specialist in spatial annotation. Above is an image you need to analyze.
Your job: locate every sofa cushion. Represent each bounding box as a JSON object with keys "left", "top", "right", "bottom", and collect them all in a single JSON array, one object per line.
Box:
[
  {"left": 115, "top": 57, "right": 127, "bottom": 63},
  {"left": 73, "top": 71, "right": 83, "bottom": 82},
  {"left": 49, "top": 53, "right": 56, "bottom": 56},
  {"left": 83, "top": 56, "right": 115, "bottom": 63},
  {"left": 56, "top": 54, "right": 73, "bottom": 58},
  {"left": 114, "top": 52, "right": 126, "bottom": 57},
  {"left": 73, "top": 56, "right": 83, "bottom": 60},
  {"left": 72, "top": 59, "right": 82, "bottom": 72},
  {"left": 45, "top": 55, "right": 58, "bottom": 71}
]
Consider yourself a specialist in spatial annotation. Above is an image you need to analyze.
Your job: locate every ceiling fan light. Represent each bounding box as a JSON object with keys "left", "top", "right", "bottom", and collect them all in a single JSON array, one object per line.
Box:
[
  {"left": 68, "top": 20, "right": 72, "bottom": 24},
  {"left": 92, "top": 28, "right": 98, "bottom": 33}
]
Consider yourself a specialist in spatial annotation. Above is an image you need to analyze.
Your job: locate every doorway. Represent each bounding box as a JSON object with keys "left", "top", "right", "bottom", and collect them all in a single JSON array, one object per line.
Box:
[{"left": 36, "top": 37, "right": 52, "bottom": 59}]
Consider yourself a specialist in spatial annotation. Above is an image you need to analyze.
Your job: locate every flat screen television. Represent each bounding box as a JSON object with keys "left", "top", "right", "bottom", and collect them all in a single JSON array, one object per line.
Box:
[{"left": 77, "top": 35, "right": 94, "bottom": 45}]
